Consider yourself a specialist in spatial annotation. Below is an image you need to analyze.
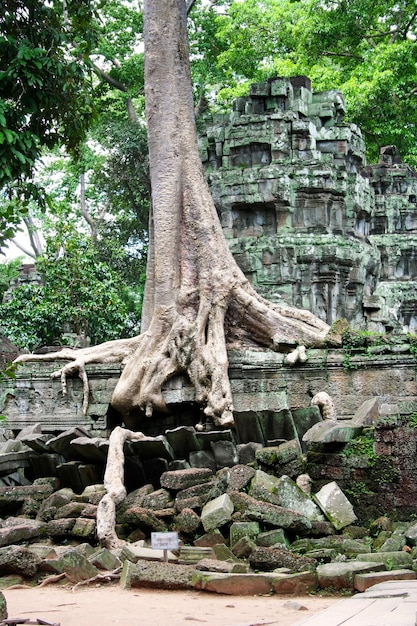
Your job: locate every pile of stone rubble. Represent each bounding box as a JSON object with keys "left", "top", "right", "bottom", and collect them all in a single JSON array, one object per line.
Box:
[{"left": 0, "top": 428, "right": 416, "bottom": 599}]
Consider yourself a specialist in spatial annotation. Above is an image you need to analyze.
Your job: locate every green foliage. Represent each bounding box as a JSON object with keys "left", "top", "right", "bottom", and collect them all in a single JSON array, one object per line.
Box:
[
  {"left": 0, "top": 257, "right": 21, "bottom": 302},
  {"left": 0, "top": 0, "right": 98, "bottom": 244},
  {"left": 345, "top": 480, "right": 374, "bottom": 502},
  {"left": 0, "top": 225, "right": 142, "bottom": 351},
  {"left": 343, "top": 432, "right": 376, "bottom": 463},
  {"left": 207, "top": 0, "right": 417, "bottom": 162}
]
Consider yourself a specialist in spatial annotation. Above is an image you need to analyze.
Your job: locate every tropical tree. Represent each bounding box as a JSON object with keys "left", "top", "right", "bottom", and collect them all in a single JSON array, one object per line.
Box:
[
  {"left": 1, "top": 223, "right": 140, "bottom": 352},
  {"left": 16, "top": 0, "right": 338, "bottom": 427},
  {"left": 0, "top": 0, "right": 99, "bottom": 244}
]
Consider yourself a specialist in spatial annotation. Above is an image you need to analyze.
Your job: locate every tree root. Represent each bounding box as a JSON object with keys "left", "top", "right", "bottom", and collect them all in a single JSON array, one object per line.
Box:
[
  {"left": 71, "top": 566, "right": 122, "bottom": 591},
  {"left": 96, "top": 426, "right": 145, "bottom": 548}
]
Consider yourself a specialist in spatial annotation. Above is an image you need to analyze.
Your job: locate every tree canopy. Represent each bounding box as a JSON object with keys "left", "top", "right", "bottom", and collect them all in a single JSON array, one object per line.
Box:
[{"left": 197, "top": 0, "right": 417, "bottom": 163}]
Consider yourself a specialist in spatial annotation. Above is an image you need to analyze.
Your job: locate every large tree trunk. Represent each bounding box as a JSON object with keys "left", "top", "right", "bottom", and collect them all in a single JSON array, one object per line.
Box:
[
  {"left": 14, "top": 0, "right": 340, "bottom": 549},
  {"left": 16, "top": 0, "right": 338, "bottom": 429}
]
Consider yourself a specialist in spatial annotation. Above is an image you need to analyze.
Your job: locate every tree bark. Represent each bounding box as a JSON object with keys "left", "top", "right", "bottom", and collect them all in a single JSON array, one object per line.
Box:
[{"left": 16, "top": 0, "right": 339, "bottom": 431}]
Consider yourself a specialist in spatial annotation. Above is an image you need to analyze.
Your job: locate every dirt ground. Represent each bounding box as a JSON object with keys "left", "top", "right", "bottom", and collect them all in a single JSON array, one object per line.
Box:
[{"left": 3, "top": 585, "right": 341, "bottom": 626}]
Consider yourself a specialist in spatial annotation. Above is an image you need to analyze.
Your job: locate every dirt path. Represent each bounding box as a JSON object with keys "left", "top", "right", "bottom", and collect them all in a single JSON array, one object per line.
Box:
[{"left": 3, "top": 585, "right": 340, "bottom": 626}]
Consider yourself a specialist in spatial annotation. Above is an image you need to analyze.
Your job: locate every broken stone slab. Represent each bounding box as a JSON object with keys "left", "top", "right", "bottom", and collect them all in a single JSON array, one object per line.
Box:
[
  {"left": 0, "top": 518, "right": 45, "bottom": 547},
  {"left": 128, "top": 435, "right": 175, "bottom": 461},
  {"left": 257, "top": 528, "right": 290, "bottom": 549},
  {"left": 129, "top": 560, "right": 196, "bottom": 589},
  {"left": 141, "top": 488, "right": 174, "bottom": 510},
  {"left": 313, "top": 481, "right": 357, "bottom": 529},
  {"left": 354, "top": 569, "right": 417, "bottom": 592},
  {"left": 249, "top": 546, "right": 316, "bottom": 573},
  {"left": 212, "top": 543, "right": 239, "bottom": 562},
  {"left": 196, "top": 558, "right": 248, "bottom": 574},
  {"left": 69, "top": 436, "right": 109, "bottom": 464},
  {"left": 164, "top": 426, "right": 201, "bottom": 458},
  {"left": 256, "top": 438, "right": 302, "bottom": 467},
  {"left": 303, "top": 420, "right": 363, "bottom": 444},
  {"left": 174, "top": 481, "right": 214, "bottom": 512},
  {"left": 44, "top": 518, "right": 76, "bottom": 539},
  {"left": 196, "top": 429, "right": 235, "bottom": 451},
  {"left": 192, "top": 571, "right": 279, "bottom": 595},
  {"left": 316, "top": 561, "right": 386, "bottom": 591},
  {"left": 226, "top": 464, "right": 255, "bottom": 493},
  {"left": 189, "top": 450, "right": 217, "bottom": 472},
  {"left": 229, "top": 521, "right": 260, "bottom": 548},
  {"left": 210, "top": 440, "right": 239, "bottom": 468},
  {"left": 122, "top": 506, "right": 168, "bottom": 532},
  {"left": 352, "top": 397, "right": 380, "bottom": 425},
  {"left": 272, "top": 570, "right": 318, "bottom": 594},
  {"left": 18, "top": 432, "right": 53, "bottom": 453},
  {"left": 272, "top": 474, "right": 325, "bottom": 522},
  {"left": 0, "top": 483, "right": 54, "bottom": 517},
  {"left": 356, "top": 551, "right": 413, "bottom": 569},
  {"left": 193, "top": 530, "right": 226, "bottom": 548},
  {"left": 71, "top": 517, "right": 96, "bottom": 540},
  {"left": 88, "top": 548, "right": 122, "bottom": 571},
  {"left": 46, "top": 427, "right": 92, "bottom": 460},
  {"left": 229, "top": 491, "right": 312, "bottom": 534},
  {"left": 120, "top": 544, "right": 178, "bottom": 564},
  {"left": 178, "top": 546, "right": 215, "bottom": 564},
  {"left": 298, "top": 535, "right": 370, "bottom": 558},
  {"left": 250, "top": 468, "right": 280, "bottom": 492},
  {"left": 175, "top": 507, "right": 201, "bottom": 534},
  {"left": 160, "top": 467, "right": 214, "bottom": 491},
  {"left": 54, "top": 547, "right": 101, "bottom": 582},
  {"left": 237, "top": 442, "right": 263, "bottom": 465},
  {"left": 0, "top": 545, "right": 41, "bottom": 577},
  {"left": 0, "top": 450, "right": 33, "bottom": 478},
  {"left": 201, "top": 493, "right": 234, "bottom": 532}
]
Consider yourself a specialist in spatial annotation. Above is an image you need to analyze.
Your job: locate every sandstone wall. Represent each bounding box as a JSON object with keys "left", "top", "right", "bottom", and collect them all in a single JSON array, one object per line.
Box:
[{"left": 2, "top": 349, "right": 416, "bottom": 436}]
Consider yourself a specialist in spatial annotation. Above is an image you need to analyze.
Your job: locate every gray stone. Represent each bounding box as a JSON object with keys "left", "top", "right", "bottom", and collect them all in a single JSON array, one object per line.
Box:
[
  {"left": 189, "top": 450, "right": 217, "bottom": 472},
  {"left": 316, "top": 561, "right": 386, "bottom": 591},
  {"left": 165, "top": 426, "right": 201, "bottom": 458},
  {"left": 88, "top": 548, "right": 122, "bottom": 571},
  {"left": 47, "top": 427, "right": 92, "bottom": 460},
  {"left": 230, "top": 521, "right": 260, "bottom": 547},
  {"left": 230, "top": 491, "right": 312, "bottom": 534},
  {"left": 210, "top": 440, "right": 238, "bottom": 468},
  {"left": 69, "top": 436, "right": 109, "bottom": 464},
  {"left": 352, "top": 397, "right": 380, "bottom": 425},
  {"left": 356, "top": 551, "right": 413, "bottom": 569},
  {"left": 0, "top": 545, "right": 41, "bottom": 577},
  {"left": 56, "top": 547, "right": 100, "bottom": 582},
  {"left": 160, "top": 468, "right": 213, "bottom": 491},
  {"left": 303, "top": 421, "right": 363, "bottom": 444},
  {"left": 313, "top": 481, "right": 357, "bottom": 529},
  {"left": 128, "top": 435, "right": 174, "bottom": 461},
  {"left": 0, "top": 518, "right": 45, "bottom": 547},
  {"left": 201, "top": 493, "right": 234, "bottom": 532},
  {"left": 273, "top": 475, "right": 325, "bottom": 522}
]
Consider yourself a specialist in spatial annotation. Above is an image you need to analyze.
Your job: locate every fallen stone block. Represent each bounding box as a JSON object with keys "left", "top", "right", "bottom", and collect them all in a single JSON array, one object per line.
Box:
[
  {"left": 160, "top": 468, "right": 213, "bottom": 490},
  {"left": 272, "top": 571, "right": 318, "bottom": 594},
  {"left": 192, "top": 571, "right": 277, "bottom": 595},
  {"left": 354, "top": 568, "right": 416, "bottom": 592},
  {"left": 130, "top": 560, "right": 196, "bottom": 589},
  {"left": 356, "top": 551, "right": 413, "bottom": 569},
  {"left": 201, "top": 493, "right": 234, "bottom": 532},
  {"left": 317, "top": 561, "right": 386, "bottom": 591},
  {"left": 313, "top": 481, "right": 357, "bottom": 529}
]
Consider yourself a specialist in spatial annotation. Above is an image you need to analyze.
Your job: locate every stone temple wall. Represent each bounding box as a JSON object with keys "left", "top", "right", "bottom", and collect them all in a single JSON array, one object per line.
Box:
[
  {"left": 2, "top": 348, "right": 417, "bottom": 436},
  {"left": 199, "top": 76, "right": 417, "bottom": 333}
]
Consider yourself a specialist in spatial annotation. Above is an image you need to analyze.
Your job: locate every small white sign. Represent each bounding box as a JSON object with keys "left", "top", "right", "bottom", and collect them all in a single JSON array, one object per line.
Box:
[{"left": 151, "top": 531, "right": 179, "bottom": 550}]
